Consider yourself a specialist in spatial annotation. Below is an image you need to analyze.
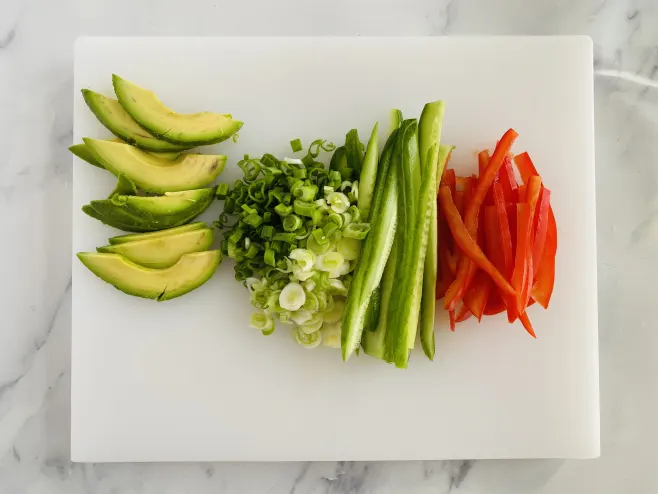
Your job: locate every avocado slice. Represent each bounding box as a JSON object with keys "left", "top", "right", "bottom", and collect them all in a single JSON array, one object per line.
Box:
[
  {"left": 82, "top": 89, "right": 190, "bottom": 152},
  {"left": 97, "top": 228, "right": 214, "bottom": 268},
  {"left": 83, "top": 138, "right": 226, "bottom": 194},
  {"left": 108, "top": 174, "right": 138, "bottom": 199},
  {"left": 77, "top": 250, "right": 222, "bottom": 301},
  {"left": 110, "top": 187, "right": 215, "bottom": 217},
  {"left": 82, "top": 204, "right": 153, "bottom": 232},
  {"left": 70, "top": 143, "right": 104, "bottom": 168},
  {"left": 112, "top": 75, "right": 243, "bottom": 146},
  {"left": 108, "top": 222, "right": 207, "bottom": 245},
  {"left": 71, "top": 139, "right": 183, "bottom": 171}
]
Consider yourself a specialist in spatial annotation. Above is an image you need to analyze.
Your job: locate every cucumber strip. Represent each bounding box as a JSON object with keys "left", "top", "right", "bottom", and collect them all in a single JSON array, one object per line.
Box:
[
  {"left": 357, "top": 122, "right": 379, "bottom": 220},
  {"left": 385, "top": 119, "right": 420, "bottom": 365},
  {"left": 420, "top": 145, "right": 452, "bottom": 359},
  {"left": 341, "top": 130, "right": 399, "bottom": 361},
  {"left": 389, "top": 109, "right": 403, "bottom": 132},
  {"left": 362, "top": 234, "right": 398, "bottom": 359},
  {"left": 418, "top": 101, "right": 446, "bottom": 359},
  {"left": 345, "top": 129, "right": 364, "bottom": 175}
]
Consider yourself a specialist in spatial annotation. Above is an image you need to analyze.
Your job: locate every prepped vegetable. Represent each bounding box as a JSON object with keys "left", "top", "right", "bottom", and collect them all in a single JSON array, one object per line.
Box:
[
  {"left": 435, "top": 130, "right": 557, "bottom": 337},
  {"left": 341, "top": 128, "right": 399, "bottom": 361},
  {"left": 417, "top": 100, "right": 445, "bottom": 360},
  {"left": 81, "top": 89, "right": 191, "bottom": 152},
  {"left": 83, "top": 139, "right": 226, "bottom": 194},
  {"left": 217, "top": 137, "right": 369, "bottom": 348},
  {"left": 77, "top": 250, "right": 222, "bottom": 301},
  {"left": 113, "top": 75, "right": 243, "bottom": 146}
]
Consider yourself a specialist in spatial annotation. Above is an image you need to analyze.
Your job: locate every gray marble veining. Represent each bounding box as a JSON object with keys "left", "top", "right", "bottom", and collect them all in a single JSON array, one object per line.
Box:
[{"left": 1, "top": 0, "right": 657, "bottom": 492}]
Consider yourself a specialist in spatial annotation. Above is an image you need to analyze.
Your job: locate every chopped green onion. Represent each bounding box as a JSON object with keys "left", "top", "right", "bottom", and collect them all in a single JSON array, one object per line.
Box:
[
  {"left": 343, "top": 223, "right": 370, "bottom": 239},
  {"left": 322, "top": 297, "right": 345, "bottom": 324},
  {"left": 279, "top": 282, "right": 306, "bottom": 311},
  {"left": 327, "top": 192, "right": 350, "bottom": 213},
  {"left": 321, "top": 322, "right": 341, "bottom": 348},
  {"left": 328, "top": 278, "right": 348, "bottom": 296},
  {"left": 261, "top": 225, "right": 275, "bottom": 239},
  {"left": 293, "top": 168, "right": 307, "bottom": 179},
  {"left": 293, "top": 184, "right": 318, "bottom": 201},
  {"left": 291, "top": 309, "right": 312, "bottom": 325},
  {"left": 302, "top": 292, "right": 319, "bottom": 311},
  {"left": 294, "top": 326, "right": 322, "bottom": 348},
  {"left": 337, "top": 237, "right": 361, "bottom": 260},
  {"left": 274, "top": 204, "right": 293, "bottom": 217},
  {"left": 273, "top": 232, "right": 297, "bottom": 243},
  {"left": 250, "top": 312, "right": 275, "bottom": 335},
  {"left": 315, "top": 252, "right": 344, "bottom": 273},
  {"left": 283, "top": 214, "right": 302, "bottom": 232},
  {"left": 290, "top": 138, "right": 303, "bottom": 152},
  {"left": 264, "top": 248, "right": 276, "bottom": 267},
  {"left": 311, "top": 228, "right": 329, "bottom": 245},
  {"left": 289, "top": 248, "right": 316, "bottom": 271},
  {"left": 216, "top": 183, "right": 230, "bottom": 199},
  {"left": 299, "top": 313, "right": 323, "bottom": 334},
  {"left": 293, "top": 200, "right": 316, "bottom": 217},
  {"left": 244, "top": 213, "right": 263, "bottom": 228},
  {"left": 307, "top": 232, "right": 330, "bottom": 254}
]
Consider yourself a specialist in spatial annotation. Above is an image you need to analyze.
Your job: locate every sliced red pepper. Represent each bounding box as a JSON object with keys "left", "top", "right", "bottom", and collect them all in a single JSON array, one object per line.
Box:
[
  {"left": 483, "top": 291, "right": 506, "bottom": 315},
  {"left": 492, "top": 183, "right": 513, "bottom": 278},
  {"left": 517, "top": 185, "right": 527, "bottom": 202},
  {"left": 455, "top": 304, "right": 472, "bottom": 323},
  {"left": 519, "top": 311, "right": 536, "bottom": 338},
  {"left": 441, "top": 167, "right": 456, "bottom": 193},
  {"left": 511, "top": 203, "right": 532, "bottom": 315},
  {"left": 444, "top": 129, "right": 519, "bottom": 309},
  {"left": 449, "top": 309, "right": 456, "bottom": 331},
  {"left": 499, "top": 154, "right": 518, "bottom": 204},
  {"left": 438, "top": 186, "right": 516, "bottom": 298},
  {"left": 462, "top": 270, "right": 492, "bottom": 321},
  {"left": 531, "top": 188, "right": 551, "bottom": 278},
  {"left": 454, "top": 190, "right": 465, "bottom": 217},
  {"left": 478, "top": 150, "right": 490, "bottom": 176},
  {"left": 515, "top": 152, "right": 557, "bottom": 249},
  {"left": 532, "top": 227, "right": 556, "bottom": 308}
]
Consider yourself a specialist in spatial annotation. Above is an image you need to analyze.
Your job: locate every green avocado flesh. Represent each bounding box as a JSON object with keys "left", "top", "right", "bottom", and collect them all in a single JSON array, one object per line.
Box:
[
  {"left": 108, "top": 222, "right": 206, "bottom": 244},
  {"left": 70, "top": 140, "right": 182, "bottom": 169},
  {"left": 112, "top": 74, "right": 243, "bottom": 146},
  {"left": 87, "top": 188, "right": 213, "bottom": 232},
  {"left": 97, "top": 228, "right": 214, "bottom": 268},
  {"left": 77, "top": 250, "right": 222, "bottom": 301},
  {"left": 110, "top": 187, "right": 215, "bottom": 216},
  {"left": 81, "top": 89, "right": 190, "bottom": 152},
  {"left": 69, "top": 144, "right": 104, "bottom": 168},
  {"left": 83, "top": 138, "right": 226, "bottom": 194}
]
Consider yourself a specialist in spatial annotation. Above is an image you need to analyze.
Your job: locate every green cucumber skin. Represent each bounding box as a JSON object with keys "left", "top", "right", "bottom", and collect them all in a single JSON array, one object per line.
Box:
[
  {"left": 418, "top": 101, "right": 446, "bottom": 360},
  {"left": 358, "top": 122, "right": 380, "bottom": 220},
  {"left": 362, "top": 234, "right": 398, "bottom": 359},
  {"left": 344, "top": 129, "right": 364, "bottom": 175},
  {"left": 341, "top": 130, "right": 399, "bottom": 361},
  {"left": 385, "top": 119, "right": 420, "bottom": 366}
]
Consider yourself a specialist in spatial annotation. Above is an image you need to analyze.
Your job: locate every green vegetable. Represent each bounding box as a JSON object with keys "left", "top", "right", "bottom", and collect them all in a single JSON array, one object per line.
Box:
[
  {"left": 290, "top": 138, "right": 303, "bottom": 152},
  {"left": 345, "top": 129, "right": 364, "bottom": 174},
  {"left": 357, "top": 122, "right": 379, "bottom": 220},
  {"left": 362, "top": 235, "right": 398, "bottom": 358},
  {"left": 418, "top": 101, "right": 446, "bottom": 360},
  {"left": 389, "top": 109, "right": 403, "bottom": 132},
  {"left": 341, "top": 129, "right": 399, "bottom": 361},
  {"left": 384, "top": 119, "right": 421, "bottom": 367},
  {"left": 386, "top": 119, "right": 440, "bottom": 368}
]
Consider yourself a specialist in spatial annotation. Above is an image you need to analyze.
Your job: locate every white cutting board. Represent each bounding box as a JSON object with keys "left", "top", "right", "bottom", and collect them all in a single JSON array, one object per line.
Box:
[{"left": 72, "top": 37, "right": 599, "bottom": 461}]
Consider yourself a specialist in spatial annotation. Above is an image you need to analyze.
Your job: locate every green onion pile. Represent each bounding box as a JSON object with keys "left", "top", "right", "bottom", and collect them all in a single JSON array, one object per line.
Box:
[{"left": 216, "top": 131, "right": 377, "bottom": 348}]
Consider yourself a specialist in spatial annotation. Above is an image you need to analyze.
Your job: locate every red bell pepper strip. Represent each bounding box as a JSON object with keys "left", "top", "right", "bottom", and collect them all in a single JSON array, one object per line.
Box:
[
  {"left": 444, "top": 129, "right": 519, "bottom": 309},
  {"left": 531, "top": 188, "right": 551, "bottom": 278},
  {"left": 499, "top": 154, "right": 518, "bottom": 204},
  {"left": 517, "top": 185, "right": 527, "bottom": 203},
  {"left": 463, "top": 270, "right": 493, "bottom": 321},
  {"left": 455, "top": 304, "right": 472, "bottom": 323},
  {"left": 478, "top": 150, "right": 490, "bottom": 176},
  {"left": 483, "top": 291, "right": 506, "bottom": 315},
  {"left": 441, "top": 168, "right": 456, "bottom": 197},
  {"left": 438, "top": 185, "right": 516, "bottom": 298},
  {"left": 511, "top": 203, "right": 532, "bottom": 314},
  {"left": 532, "top": 227, "right": 556, "bottom": 308},
  {"left": 454, "top": 190, "right": 465, "bottom": 217},
  {"left": 492, "top": 183, "right": 514, "bottom": 278},
  {"left": 449, "top": 309, "right": 456, "bottom": 331},
  {"left": 515, "top": 152, "right": 557, "bottom": 248},
  {"left": 519, "top": 311, "right": 536, "bottom": 338}
]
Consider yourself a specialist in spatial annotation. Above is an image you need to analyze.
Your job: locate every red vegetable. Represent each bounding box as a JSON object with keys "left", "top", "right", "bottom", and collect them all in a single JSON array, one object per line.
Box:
[{"left": 438, "top": 186, "right": 516, "bottom": 298}]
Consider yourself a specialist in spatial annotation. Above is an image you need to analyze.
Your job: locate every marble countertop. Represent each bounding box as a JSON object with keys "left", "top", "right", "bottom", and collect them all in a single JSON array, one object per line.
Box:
[{"left": 1, "top": 0, "right": 657, "bottom": 492}]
